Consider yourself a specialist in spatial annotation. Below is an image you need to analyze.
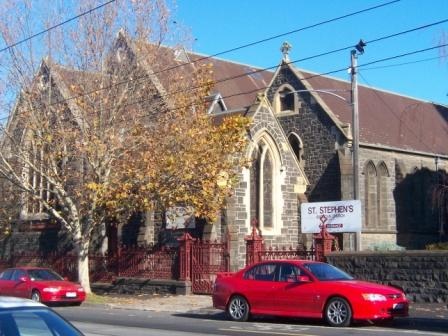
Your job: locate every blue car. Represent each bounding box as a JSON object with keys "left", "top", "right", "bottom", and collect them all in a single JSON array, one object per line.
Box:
[{"left": 0, "top": 296, "right": 84, "bottom": 335}]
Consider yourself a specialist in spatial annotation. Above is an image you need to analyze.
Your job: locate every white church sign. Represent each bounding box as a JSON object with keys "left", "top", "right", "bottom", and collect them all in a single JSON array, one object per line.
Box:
[{"left": 301, "top": 200, "right": 362, "bottom": 233}]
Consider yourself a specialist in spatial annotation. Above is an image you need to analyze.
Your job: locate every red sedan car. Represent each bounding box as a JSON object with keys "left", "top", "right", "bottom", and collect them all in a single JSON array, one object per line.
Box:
[
  {"left": 213, "top": 260, "right": 408, "bottom": 327},
  {"left": 0, "top": 267, "right": 85, "bottom": 305}
]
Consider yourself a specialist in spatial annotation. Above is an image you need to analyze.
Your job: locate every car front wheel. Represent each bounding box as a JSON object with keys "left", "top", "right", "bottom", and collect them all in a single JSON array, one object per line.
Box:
[
  {"left": 227, "top": 295, "right": 250, "bottom": 322},
  {"left": 324, "top": 297, "right": 352, "bottom": 327}
]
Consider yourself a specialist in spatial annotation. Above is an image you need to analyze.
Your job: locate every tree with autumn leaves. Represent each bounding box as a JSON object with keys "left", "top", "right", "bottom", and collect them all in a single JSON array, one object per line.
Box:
[{"left": 0, "top": 0, "right": 250, "bottom": 292}]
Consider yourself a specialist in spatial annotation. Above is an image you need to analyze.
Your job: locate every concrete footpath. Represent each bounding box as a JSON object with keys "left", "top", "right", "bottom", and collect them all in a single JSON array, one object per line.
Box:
[{"left": 86, "top": 293, "right": 448, "bottom": 319}]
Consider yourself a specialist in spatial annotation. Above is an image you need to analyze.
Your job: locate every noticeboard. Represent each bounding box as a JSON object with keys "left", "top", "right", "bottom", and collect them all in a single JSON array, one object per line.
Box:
[{"left": 301, "top": 200, "right": 362, "bottom": 233}]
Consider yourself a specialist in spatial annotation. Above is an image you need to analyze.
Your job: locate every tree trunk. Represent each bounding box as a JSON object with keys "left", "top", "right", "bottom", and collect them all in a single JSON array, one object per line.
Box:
[{"left": 77, "top": 239, "right": 91, "bottom": 294}]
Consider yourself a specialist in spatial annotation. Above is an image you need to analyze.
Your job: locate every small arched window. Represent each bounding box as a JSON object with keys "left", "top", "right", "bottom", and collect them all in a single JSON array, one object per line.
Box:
[
  {"left": 365, "top": 161, "right": 378, "bottom": 228},
  {"left": 377, "top": 162, "right": 389, "bottom": 229},
  {"left": 280, "top": 87, "right": 294, "bottom": 111},
  {"left": 288, "top": 133, "right": 304, "bottom": 166},
  {"left": 274, "top": 84, "right": 299, "bottom": 114}
]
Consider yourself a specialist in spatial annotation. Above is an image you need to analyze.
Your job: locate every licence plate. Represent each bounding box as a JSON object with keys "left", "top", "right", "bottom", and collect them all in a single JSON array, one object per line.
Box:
[{"left": 66, "top": 292, "right": 77, "bottom": 298}]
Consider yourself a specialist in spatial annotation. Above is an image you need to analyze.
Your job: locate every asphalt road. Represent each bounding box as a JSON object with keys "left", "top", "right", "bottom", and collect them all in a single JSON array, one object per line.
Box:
[{"left": 55, "top": 305, "right": 448, "bottom": 336}]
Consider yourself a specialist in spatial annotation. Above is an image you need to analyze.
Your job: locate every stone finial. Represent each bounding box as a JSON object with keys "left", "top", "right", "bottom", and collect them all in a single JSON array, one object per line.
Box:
[
  {"left": 256, "top": 92, "right": 265, "bottom": 102},
  {"left": 281, "top": 41, "right": 292, "bottom": 60}
]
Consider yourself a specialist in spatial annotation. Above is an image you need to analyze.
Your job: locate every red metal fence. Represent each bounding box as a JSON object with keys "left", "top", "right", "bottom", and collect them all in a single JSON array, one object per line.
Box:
[
  {"left": 0, "top": 246, "right": 179, "bottom": 283},
  {"left": 0, "top": 223, "right": 334, "bottom": 295},
  {"left": 245, "top": 221, "right": 335, "bottom": 267},
  {"left": 178, "top": 233, "right": 230, "bottom": 294}
]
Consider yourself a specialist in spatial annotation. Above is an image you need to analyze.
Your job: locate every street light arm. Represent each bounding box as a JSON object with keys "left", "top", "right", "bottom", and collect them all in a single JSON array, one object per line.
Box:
[{"left": 287, "top": 89, "right": 350, "bottom": 103}]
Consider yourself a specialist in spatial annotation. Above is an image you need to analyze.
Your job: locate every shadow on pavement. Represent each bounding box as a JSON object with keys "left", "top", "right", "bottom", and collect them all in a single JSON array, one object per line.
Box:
[
  {"left": 383, "top": 317, "right": 448, "bottom": 334},
  {"left": 174, "top": 312, "right": 448, "bottom": 333}
]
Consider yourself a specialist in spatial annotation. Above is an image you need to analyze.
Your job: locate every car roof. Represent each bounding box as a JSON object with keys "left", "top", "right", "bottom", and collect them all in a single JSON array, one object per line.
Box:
[
  {"left": 0, "top": 296, "right": 46, "bottom": 309},
  {"left": 255, "top": 259, "right": 320, "bottom": 265},
  {"left": 2, "top": 266, "right": 51, "bottom": 271}
]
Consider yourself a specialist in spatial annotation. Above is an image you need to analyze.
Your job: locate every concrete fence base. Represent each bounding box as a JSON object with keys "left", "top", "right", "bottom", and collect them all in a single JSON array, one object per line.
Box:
[{"left": 92, "top": 278, "right": 192, "bottom": 296}]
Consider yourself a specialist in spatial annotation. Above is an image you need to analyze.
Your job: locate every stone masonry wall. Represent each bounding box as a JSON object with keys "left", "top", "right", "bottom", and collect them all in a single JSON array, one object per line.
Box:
[
  {"left": 227, "top": 103, "right": 303, "bottom": 270},
  {"left": 268, "top": 66, "right": 343, "bottom": 202},
  {"left": 326, "top": 251, "right": 448, "bottom": 303},
  {"left": 356, "top": 147, "right": 445, "bottom": 250}
]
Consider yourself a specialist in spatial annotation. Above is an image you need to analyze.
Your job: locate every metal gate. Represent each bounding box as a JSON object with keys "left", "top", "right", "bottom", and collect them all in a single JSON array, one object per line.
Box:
[{"left": 191, "top": 239, "right": 229, "bottom": 294}]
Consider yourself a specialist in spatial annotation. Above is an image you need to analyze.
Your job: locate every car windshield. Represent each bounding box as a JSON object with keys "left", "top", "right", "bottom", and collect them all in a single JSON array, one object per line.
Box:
[
  {"left": 304, "top": 263, "right": 354, "bottom": 281},
  {"left": 0, "top": 308, "right": 83, "bottom": 335},
  {"left": 28, "top": 269, "right": 64, "bottom": 281}
]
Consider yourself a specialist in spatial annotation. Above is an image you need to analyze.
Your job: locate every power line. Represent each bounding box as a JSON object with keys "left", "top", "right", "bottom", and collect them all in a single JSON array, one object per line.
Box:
[
  {"left": 362, "top": 56, "right": 440, "bottom": 71},
  {"left": 358, "top": 72, "right": 448, "bottom": 153},
  {"left": 358, "top": 44, "right": 448, "bottom": 69},
  {"left": 161, "top": 27, "right": 448, "bottom": 103},
  {"left": 0, "top": 0, "right": 401, "bottom": 121},
  {"left": 196, "top": 0, "right": 401, "bottom": 60},
  {"left": 4, "top": 42, "right": 446, "bottom": 158},
  {"left": 0, "top": 0, "right": 116, "bottom": 54},
  {"left": 77, "top": 41, "right": 448, "bottom": 123},
  {"left": 0, "top": 15, "right": 448, "bottom": 124},
  {"left": 3, "top": 13, "right": 445, "bottom": 124}
]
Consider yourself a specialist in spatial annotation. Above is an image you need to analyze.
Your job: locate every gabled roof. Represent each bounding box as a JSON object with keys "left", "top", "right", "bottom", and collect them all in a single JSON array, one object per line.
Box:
[
  {"left": 143, "top": 44, "right": 447, "bottom": 157},
  {"left": 295, "top": 68, "right": 448, "bottom": 156},
  {"left": 187, "top": 53, "right": 272, "bottom": 111}
]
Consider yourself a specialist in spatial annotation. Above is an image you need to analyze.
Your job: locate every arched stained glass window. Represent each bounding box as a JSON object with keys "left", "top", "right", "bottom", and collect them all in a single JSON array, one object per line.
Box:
[
  {"left": 249, "top": 133, "right": 281, "bottom": 234},
  {"left": 365, "top": 161, "right": 378, "bottom": 228},
  {"left": 377, "top": 162, "right": 389, "bottom": 229},
  {"left": 263, "top": 149, "right": 273, "bottom": 228}
]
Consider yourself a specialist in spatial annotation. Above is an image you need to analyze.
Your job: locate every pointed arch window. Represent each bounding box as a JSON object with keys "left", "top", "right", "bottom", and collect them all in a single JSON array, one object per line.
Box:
[
  {"left": 249, "top": 133, "right": 281, "bottom": 234},
  {"left": 288, "top": 133, "right": 304, "bottom": 166},
  {"left": 365, "top": 161, "right": 378, "bottom": 228},
  {"left": 377, "top": 162, "right": 389, "bottom": 229},
  {"left": 262, "top": 150, "right": 273, "bottom": 228},
  {"left": 273, "top": 84, "right": 300, "bottom": 114}
]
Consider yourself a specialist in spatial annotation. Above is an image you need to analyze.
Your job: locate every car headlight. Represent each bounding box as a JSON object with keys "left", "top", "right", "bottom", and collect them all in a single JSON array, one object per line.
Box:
[
  {"left": 362, "top": 293, "right": 387, "bottom": 302},
  {"left": 42, "top": 287, "right": 59, "bottom": 293}
]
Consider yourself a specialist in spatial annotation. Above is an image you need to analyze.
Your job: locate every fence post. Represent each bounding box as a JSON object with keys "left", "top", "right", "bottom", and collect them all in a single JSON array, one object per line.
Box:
[
  {"left": 116, "top": 245, "right": 121, "bottom": 277},
  {"left": 313, "top": 223, "right": 336, "bottom": 261},
  {"left": 178, "top": 232, "right": 194, "bottom": 281},
  {"left": 245, "top": 219, "right": 263, "bottom": 266},
  {"left": 224, "top": 229, "right": 231, "bottom": 272}
]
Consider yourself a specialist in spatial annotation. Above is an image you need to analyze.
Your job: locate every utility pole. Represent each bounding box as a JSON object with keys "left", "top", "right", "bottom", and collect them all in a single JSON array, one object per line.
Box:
[{"left": 351, "top": 40, "right": 365, "bottom": 251}]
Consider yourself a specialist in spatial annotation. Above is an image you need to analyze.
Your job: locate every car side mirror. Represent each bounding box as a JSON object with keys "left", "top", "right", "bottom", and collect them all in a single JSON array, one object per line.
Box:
[
  {"left": 18, "top": 276, "right": 29, "bottom": 282},
  {"left": 297, "top": 275, "right": 311, "bottom": 283}
]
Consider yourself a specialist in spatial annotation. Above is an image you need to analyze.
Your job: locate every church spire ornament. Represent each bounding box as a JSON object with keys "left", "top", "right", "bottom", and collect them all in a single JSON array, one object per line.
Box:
[{"left": 281, "top": 41, "right": 292, "bottom": 61}]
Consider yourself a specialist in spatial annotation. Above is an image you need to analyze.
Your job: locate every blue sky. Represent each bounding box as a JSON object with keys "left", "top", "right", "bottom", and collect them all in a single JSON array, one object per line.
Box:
[{"left": 175, "top": 0, "right": 448, "bottom": 105}]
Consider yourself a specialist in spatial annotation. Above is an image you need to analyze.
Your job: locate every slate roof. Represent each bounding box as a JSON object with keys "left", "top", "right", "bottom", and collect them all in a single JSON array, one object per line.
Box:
[
  {"left": 299, "top": 69, "right": 448, "bottom": 156},
  {"left": 46, "top": 41, "right": 448, "bottom": 157},
  {"left": 164, "top": 48, "right": 448, "bottom": 156},
  {"left": 187, "top": 53, "right": 272, "bottom": 111}
]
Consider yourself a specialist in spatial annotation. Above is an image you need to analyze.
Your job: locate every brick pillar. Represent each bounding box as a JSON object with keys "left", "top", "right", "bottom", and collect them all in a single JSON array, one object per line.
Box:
[
  {"left": 178, "top": 232, "right": 194, "bottom": 281},
  {"left": 314, "top": 224, "right": 336, "bottom": 261},
  {"left": 245, "top": 219, "right": 263, "bottom": 266}
]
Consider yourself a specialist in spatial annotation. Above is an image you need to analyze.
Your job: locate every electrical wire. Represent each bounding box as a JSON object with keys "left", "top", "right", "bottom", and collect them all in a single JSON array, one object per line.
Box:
[
  {"left": 2, "top": 15, "right": 447, "bottom": 123},
  {"left": 3, "top": 42, "right": 445, "bottom": 158},
  {"left": 0, "top": 0, "right": 403, "bottom": 121},
  {"left": 0, "top": 0, "right": 116, "bottom": 54},
  {"left": 63, "top": 41, "right": 448, "bottom": 124},
  {"left": 358, "top": 72, "right": 448, "bottom": 154},
  {"left": 362, "top": 56, "right": 441, "bottom": 71}
]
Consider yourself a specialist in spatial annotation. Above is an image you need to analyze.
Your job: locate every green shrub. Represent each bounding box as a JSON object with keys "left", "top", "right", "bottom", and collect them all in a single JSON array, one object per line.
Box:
[{"left": 425, "top": 242, "right": 448, "bottom": 250}]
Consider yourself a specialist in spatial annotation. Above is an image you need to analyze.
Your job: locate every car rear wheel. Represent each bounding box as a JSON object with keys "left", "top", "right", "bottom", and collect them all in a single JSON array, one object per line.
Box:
[
  {"left": 227, "top": 295, "right": 250, "bottom": 322},
  {"left": 31, "top": 290, "right": 42, "bottom": 303},
  {"left": 324, "top": 297, "right": 352, "bottom": 327}
]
